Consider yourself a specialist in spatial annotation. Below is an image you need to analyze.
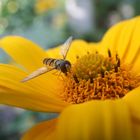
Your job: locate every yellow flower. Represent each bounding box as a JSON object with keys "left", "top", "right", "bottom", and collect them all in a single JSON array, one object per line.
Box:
[
  {"left": 34, "top": 0, "right": 57, "bottom": 14},
  {"left": 0, "top": 16, "right": 140, "bottom": 140}
]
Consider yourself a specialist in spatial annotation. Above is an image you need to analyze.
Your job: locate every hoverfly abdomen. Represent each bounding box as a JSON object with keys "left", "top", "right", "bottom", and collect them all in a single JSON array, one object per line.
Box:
[{"left": 43, "top": 58, "right": 56, "bottom": 67}]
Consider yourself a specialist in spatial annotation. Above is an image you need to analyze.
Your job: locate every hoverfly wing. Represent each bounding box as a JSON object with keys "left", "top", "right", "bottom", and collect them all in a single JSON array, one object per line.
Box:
[
  {"left": 60, "top": 36, "right": 73, "bottom": 59},
  {"left": 21, "top": 67, "right": 55, "bottom": 82}
]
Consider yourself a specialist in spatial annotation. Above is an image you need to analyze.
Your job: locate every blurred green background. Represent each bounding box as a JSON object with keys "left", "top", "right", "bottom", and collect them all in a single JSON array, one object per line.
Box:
[{"left": 0, "top": 0, "right": 140, "bottom": 139}]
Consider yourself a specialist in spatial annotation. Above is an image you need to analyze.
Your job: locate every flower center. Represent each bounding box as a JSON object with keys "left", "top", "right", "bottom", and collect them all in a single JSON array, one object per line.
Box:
[{"left": 60, "top": 50, "right": 140, "bottom": 104}]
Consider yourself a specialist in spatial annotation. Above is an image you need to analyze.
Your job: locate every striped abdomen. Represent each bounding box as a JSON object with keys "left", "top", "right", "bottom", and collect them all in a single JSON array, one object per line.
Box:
[{"left": 43, "top": 58, "right": 58, "bottom": 67}]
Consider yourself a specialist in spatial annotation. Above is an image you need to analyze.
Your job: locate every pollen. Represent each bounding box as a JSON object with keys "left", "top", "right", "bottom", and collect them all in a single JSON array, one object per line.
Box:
[{"left": 60, "top": 50, "right": 140, "bottom": 104}]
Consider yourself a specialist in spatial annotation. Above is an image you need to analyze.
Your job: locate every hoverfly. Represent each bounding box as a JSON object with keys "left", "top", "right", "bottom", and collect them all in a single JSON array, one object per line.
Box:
[{"left": 21, "top": 36, "right": 73, "bottom": 82}]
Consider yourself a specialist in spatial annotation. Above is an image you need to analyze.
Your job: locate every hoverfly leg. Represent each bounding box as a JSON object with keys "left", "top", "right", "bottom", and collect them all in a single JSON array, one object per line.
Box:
[
  {"left": 52, "top": 70, "right": 59, "bottom": 76},
  {"left": 58, "top": 71, "right": 65, "bottom": 81}
]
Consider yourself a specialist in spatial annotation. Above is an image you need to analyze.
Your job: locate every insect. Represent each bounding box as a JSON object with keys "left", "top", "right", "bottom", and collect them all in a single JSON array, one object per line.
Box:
[{"left": 21, "top": 36, "right": 73, "bottom": 82}]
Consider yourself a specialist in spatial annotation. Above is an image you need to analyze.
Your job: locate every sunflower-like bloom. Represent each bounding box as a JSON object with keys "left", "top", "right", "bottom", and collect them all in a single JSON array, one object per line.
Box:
[
  {"left": 35, "top": 0, "right": 56, "bottom": 14},
  {"left": 0, "top": 17, "right": 140, "bottom": 140}
]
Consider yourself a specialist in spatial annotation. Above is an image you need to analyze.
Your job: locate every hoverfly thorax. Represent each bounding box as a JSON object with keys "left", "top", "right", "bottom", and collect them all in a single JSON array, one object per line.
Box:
[{"left": 58, "top": 60, "right": 71, "bottom": 74}]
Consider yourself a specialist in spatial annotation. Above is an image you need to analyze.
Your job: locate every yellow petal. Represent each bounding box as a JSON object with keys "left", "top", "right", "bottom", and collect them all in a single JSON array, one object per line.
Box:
[
  {"left": 131, "top": 117, "right": 140, "bottom": 140},
  {"left": 46, "top": 40, "right": 100, "bottom": 64},
  {"left": 101, "top": 16, "right": 140, "bottom": 74},
  {"left": 0, "top": 36, "right": 46, "bottom": 72},
  {"left": 123, "top": 87, "right": 140, "bottom": 119},
  {"left": 123, "top": 87, "right": 140, "bottom": 140},
  {"left": 46, "top": 47, "right": 60, "bottom": 59},
  {"left": 22, "top": 119, "right": 57, "bottom": 140},
  {"left": 0, "top": 64, "right": 68, "bottom": 112},
  {"left": 101, "top": 17, "right": 134, "bottom": 58},
  {"left": 0, "top": 36, "right": 70, "bottom": 99},
  {"left": 57, "top": 100, "right": 133, "bottom": 140}
]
